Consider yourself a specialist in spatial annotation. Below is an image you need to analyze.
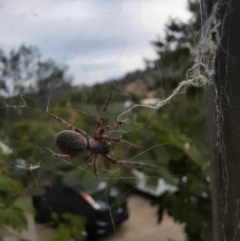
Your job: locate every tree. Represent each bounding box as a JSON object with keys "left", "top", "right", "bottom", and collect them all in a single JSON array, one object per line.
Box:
[
  {"left": 0, "top": 45, "right": 72, "bottom": 97},
  {"left": 0, "top": 45, "right": 85, "bottom": 241},
  {"left": 145, "top": 1, "right": 213, "bottom": 240},
  {"left": 152, "top": 0, "right": 201, "bottom": 95}
]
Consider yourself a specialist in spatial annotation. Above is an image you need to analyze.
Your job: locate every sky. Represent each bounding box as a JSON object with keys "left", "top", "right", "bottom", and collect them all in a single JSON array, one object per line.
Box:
[{"left": 0, "top": 0, "right": 191, "bottom": 86}]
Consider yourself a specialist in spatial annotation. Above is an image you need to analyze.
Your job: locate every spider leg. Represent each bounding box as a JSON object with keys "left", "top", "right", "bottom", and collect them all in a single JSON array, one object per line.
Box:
[
  {"left": 44, "top": 148, "right": 71, "bottom": 159},
  {"left": 84, "top": 154, "right": 94, "bottom": 167},
  {"left": 47, "top": 112, "right": 89, "bottom": 140},
  {"left": 93, "top": 155, "right": 99, "bottom": 180},
  {"left": 98, "top": 121, "right": 124, "bottom": 135},
  {"left": 102, "top": 154, "right": 157, "bottom": 169},
  {"left": 95, "top": 136, "right": 141, "bottom": 148},
  {"left": 92, "top": 93, "right": 113, "bottom": 137}
]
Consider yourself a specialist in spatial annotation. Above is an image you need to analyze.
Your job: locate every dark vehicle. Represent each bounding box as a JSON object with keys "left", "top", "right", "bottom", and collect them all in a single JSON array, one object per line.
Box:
[{"left": 32, "top": 168, "right": 129, "bottom": 238}]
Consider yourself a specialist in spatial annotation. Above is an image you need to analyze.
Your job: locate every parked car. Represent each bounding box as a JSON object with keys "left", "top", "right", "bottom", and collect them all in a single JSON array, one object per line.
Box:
[
  {"left": 131, "top": 169, "right": 177, "bottom": 197},
  {"left": 32, "top": 167, "right": 129, "bottom": 239}
]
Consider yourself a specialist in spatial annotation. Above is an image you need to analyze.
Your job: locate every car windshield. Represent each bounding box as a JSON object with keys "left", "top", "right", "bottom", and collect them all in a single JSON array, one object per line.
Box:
[{"left": 61, "top": 168, "right": 107, "bottom": 193}]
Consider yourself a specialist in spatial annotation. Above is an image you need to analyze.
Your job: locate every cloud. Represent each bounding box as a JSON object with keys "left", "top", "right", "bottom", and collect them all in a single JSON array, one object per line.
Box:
[{"left": 0, "top": 0, "right": 191, "bottom": 86}]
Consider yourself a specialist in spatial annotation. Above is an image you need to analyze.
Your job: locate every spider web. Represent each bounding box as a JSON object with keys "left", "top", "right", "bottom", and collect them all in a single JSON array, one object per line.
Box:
[{"left": 0, "top": 0, "right": 224, "bottom": 240}]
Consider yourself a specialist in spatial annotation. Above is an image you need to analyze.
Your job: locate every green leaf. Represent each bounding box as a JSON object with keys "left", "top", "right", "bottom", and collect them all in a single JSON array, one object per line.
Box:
[
  {"left": 15, "top": 199, "right": 34, "bottom": 214},
  {"left": 0, "top": 206, "right": 27, "bottom": 231},
  {"left": 0, "top": 175, "right": 23, "bottom": 194},
  {"left": 48, "top": 213, "right": 85, "bottom": 241}
]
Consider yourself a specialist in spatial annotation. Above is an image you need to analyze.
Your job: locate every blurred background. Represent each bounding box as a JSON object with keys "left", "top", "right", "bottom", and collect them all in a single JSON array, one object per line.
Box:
[{"left": 0, "top": 0, "right": 212, "bottom": 241}]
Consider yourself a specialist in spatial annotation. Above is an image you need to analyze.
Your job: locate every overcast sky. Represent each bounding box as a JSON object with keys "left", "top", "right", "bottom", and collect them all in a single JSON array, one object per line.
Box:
[{"left": 0, "top": 0, "right": 191, "bottom": 86}]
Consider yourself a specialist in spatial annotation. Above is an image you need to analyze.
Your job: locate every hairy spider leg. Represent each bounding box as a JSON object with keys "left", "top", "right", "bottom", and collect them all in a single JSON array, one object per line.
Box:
[
  {"left": 48, "top": 151, "right": 71, "bottom": 160},
  {"left": 45, "top": 150, "right": 100, "bottom": 180},
  {"left": 47, "top": 112, "right": 89, "bottom": 140},
  {"left": 92, "top": 93, "right": 113, "bottom": 137},
  {"left": 102, "top": 154, "right": 157, "bottom": 169},
  {"left": 98, "top": 121, "right": 123, "bottom": 135},
  {"left": 95, "top": 136, "right": 141, "bottom": 148},
  {"left": 93, "top": 155, "right": 99, "bottom": 179}
]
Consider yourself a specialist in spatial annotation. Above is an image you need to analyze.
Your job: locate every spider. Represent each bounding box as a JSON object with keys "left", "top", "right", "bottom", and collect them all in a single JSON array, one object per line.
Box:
[{"left": 47, "top": 93, "right": 155, "bottom": 179}]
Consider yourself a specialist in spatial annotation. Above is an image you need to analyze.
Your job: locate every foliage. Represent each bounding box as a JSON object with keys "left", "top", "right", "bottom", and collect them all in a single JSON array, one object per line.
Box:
[
  {"left": 151, "top": 0, "right": 202, "bottom": 94},
  {"left": 47, "top": 213, "right": 85, "bottom": 241},
  {"left": 0, "top": 45, "right": 72, "bottom": 97},
  {"left": 0, "top": 165, "right": 29, "bottom": 239},
  {"left": 147, "top": 1, "right": 212, "bottom": 240},
  {"left": 0, "top": 129, "right": 34, "bottom": 240},
  {"left": 0, "top": 46, "right": 85, "bottom": 240}
]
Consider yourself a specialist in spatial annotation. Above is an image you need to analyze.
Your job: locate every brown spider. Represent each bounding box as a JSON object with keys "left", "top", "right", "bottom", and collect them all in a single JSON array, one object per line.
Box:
[{"left": 47, "top": 93, "right": 155, "bottom": 179}]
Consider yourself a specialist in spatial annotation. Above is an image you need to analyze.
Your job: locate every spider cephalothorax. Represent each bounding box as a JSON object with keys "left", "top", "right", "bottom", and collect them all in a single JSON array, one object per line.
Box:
[
  {"left": 48, "top": 93, "right": 155, "bottom": 179},
  {"left": 88, "top": 138, "right": 111, "bottom": 155}
]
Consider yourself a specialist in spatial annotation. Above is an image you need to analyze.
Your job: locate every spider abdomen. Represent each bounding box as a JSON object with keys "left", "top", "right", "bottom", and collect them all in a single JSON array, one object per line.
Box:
[{"left": 55, "top": 130, "right": 87, "bottom": 156}]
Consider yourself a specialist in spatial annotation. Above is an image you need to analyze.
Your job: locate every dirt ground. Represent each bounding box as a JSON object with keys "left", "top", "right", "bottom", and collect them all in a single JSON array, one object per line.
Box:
[
  {"left": 97, "top": 194, "right": 185, "bottom": 241},
  {"left": 36, "top": 194, "right": 185, "bottom": 241}
]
